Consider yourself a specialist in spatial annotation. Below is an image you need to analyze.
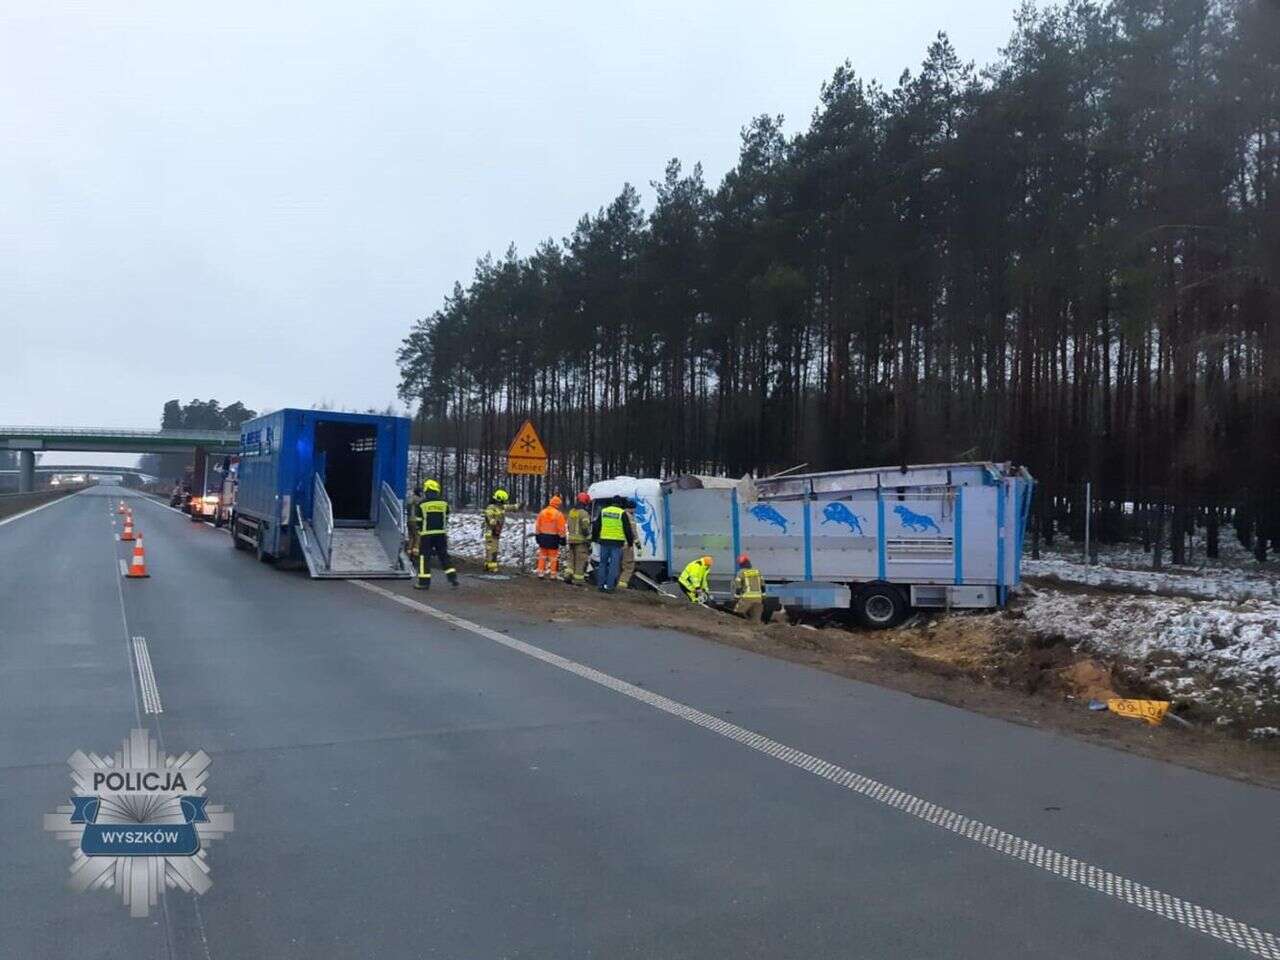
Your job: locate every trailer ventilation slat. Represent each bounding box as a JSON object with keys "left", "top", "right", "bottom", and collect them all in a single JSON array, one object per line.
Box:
[{"left": 886, "top": 537, "right": 954, "bottom": 562}]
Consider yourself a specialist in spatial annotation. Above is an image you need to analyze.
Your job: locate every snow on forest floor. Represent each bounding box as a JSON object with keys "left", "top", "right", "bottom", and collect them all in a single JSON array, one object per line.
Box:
[
  {"left": 1012, "top": 583, "right": 1280, "bottom": 737},
  {"left": 446, "top": 511, "right": 538, "bottom": 567},
  {"left": 1018, "top": 542, "right": 1280, "bottom": 733},
  {"left": 1022, "top": 541, "right": 1280, "bottom": 602}
]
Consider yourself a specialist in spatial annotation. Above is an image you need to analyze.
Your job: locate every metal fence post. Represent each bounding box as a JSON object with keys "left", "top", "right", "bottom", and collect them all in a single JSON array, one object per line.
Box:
[{"left": 1084, "top": 481, "right": 1091, "bottom": 565}]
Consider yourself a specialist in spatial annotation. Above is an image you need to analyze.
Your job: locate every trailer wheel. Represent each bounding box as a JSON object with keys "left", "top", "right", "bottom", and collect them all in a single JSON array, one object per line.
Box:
[{"left": 852, "top": 582, "right": 907, "bottom": 629}]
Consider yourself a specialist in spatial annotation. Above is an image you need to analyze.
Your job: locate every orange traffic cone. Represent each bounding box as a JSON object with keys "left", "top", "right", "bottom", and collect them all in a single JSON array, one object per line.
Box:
[
  {"left": 118, "top": 500, "right": 127, "bottom": 514},
  {"left": 126, "top": 539, "right": 149, "bottom": 578},
  {"left": 120, "top": 515, "right": 136, "bottom": 542}
]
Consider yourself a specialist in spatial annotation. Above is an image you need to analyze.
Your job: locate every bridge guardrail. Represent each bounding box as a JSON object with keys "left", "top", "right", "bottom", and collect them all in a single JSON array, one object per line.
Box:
[{"left": 0, "top": 426, "right": 239, "bottom": 442}]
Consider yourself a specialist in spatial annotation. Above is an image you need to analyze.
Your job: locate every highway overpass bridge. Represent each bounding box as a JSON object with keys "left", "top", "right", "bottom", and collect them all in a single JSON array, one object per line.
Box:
[
  {"left": 0, "top": 464, "right": 157, "bottom": 488},
  {"left": 0, "top": 425, "right": 239, "bottom": 492}
]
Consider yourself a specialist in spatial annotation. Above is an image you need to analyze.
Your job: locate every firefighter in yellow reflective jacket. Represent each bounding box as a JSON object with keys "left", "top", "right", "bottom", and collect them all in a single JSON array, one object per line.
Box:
[
  {"left": 677, "top": 555, "right": 713, "bottom": 603},
  {"left": 731, "top": 554, "right": 766, "bottom": 622},
  {"left": 562, "top": 492, "right": 593, "bottom": 585},
  {"left": 415, "top": 479, "right": 457, "bottom": 590},
  {"left": 482, "top": 489, "right": 509, "bottom": 572},
  {"left": 405, "top": 481, "right": 425, "bottom": 562}
]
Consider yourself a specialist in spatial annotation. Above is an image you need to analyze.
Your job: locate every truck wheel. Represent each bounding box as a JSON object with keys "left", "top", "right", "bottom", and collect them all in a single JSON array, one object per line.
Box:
[
  {"left": 852, "top": 582, "right": 907, "bottom": 629},
  {"left": 256, "top": 526, "right": 271, "bottom": 563}
]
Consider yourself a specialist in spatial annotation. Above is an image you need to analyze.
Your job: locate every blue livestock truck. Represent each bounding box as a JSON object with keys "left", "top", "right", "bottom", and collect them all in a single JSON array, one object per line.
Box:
[{"left": 230, "top": 409, "right": 412, "bottom": 578}]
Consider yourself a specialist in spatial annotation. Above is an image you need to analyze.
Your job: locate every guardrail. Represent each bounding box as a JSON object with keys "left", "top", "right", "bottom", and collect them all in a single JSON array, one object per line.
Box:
[
  {"left": 0, "top": 484, "right": 93, "bottom": 521},
  {"left": 312, "top": 475, "right": 334, "bottom": 570},
  {"left": 0, "top": 426, "right": 239, "bottom": 442},
  {"left": 376, "top": 482, "right": 405, "bottom": 569}
]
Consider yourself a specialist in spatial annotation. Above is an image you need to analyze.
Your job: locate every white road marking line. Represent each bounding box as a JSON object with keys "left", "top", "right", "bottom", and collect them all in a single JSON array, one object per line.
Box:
[
  {"left": 0, "top": 490, "right": 86, "bottom": 527},
  {"left": 131, "top": 636, "right": 163, "bottom": 715},
  {"left": 118, "top": 558, "right": 128, "bottom": 578},
  {"left": 352, "top": 578, "right": 1280, "bottom": 959}
]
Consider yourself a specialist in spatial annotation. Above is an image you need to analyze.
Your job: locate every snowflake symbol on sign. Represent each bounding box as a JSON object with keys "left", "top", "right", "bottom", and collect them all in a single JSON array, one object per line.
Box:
[{"left": 519, "top": 435, "right": 537, "bottom": 452}]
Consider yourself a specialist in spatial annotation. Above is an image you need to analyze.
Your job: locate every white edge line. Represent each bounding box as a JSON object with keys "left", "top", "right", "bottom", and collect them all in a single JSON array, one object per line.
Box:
[
  {"left": 118, "top": 558, "right": 128, "bottom": 577},
  {"left": 350, "top": 578, "right": 1280, "bottom": 960}
]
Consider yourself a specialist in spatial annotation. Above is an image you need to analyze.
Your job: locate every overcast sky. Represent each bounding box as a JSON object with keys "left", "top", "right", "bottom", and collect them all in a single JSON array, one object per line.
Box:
[{"left": 4, "top": 1, "right": 1016, "bottom": 465}]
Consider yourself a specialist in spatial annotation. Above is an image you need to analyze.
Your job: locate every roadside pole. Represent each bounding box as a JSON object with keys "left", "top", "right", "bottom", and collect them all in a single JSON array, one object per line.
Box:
[
  {"left": 505, "top": 420, "right": 548, "bottom": 574},
  {"left": 1084, "top": 481, "right": 1091, "bottom": 565}
]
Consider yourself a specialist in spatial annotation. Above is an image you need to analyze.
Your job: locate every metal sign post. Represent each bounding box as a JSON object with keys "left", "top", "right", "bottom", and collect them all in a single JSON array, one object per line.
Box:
[{"left": 505, "top": 421, "right": 548, "bottom": 574}]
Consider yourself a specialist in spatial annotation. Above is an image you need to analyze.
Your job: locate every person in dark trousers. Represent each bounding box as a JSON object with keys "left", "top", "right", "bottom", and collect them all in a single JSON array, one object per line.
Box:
[
  {"left": 591, "top": 496, "right": 634, "bottom": 592},
  {"left": 415, "top": 479, "right": 458, "bottom": 590}
]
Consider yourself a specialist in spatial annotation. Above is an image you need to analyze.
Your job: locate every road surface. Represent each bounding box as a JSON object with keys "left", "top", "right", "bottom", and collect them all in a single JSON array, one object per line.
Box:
[{"left": 1, "top": 486, "right": 1277, "bottom": 959}]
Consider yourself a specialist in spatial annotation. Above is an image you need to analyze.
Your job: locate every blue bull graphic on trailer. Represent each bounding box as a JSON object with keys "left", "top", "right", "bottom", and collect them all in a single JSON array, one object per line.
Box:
[
  {"left": 633, "top": 497, "right": 658, "bottom": 554},
  {"left": 893, "top": 504, "right": 942, "bottom": 533},
  {"left": 820, "top": 502, "right": 867, "bottom": 535},
  {"left": 747, "top": 504, "right": 790, "bottom": 533}
]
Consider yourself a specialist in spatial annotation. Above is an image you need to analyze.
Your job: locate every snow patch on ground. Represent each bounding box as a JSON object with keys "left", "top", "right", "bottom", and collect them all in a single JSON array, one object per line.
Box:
[
  {"left": 1017, "top": 588, "right": 1280, "bottom": 707},
  {"left": 446, "top": 511, "right": 538, "bottom": 567},
  {"left": 1022, "top": 556, "right": 1280, "bottom": 602}
]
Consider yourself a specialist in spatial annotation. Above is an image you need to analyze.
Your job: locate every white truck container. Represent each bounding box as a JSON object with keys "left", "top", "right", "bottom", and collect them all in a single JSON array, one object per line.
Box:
[{"left": 590, "top": 462, "right": 1033, "bottom": 628}]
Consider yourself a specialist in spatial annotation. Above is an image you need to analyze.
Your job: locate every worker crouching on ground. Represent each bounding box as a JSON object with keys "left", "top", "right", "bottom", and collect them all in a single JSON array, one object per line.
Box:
[
  {"left": 562, "top": 492, "right": 592, "bottom": 585},
  {"left": 592, "top": 496, "right": 635, "bottom": 592},
  {"left": 732, "top": 554, "right": 765, "bottom": 621},
  {"left": 415, "top": 479, "right": 458, "bottom": 590},
  {"left": 534, "top": 495, "right": 567, "bottom": 579},
  {"left": 483, "top": 488, "right": 509, "bottom": 572},
  {"left": 678, "top": 555, "right": 714, "bottom": 603}
]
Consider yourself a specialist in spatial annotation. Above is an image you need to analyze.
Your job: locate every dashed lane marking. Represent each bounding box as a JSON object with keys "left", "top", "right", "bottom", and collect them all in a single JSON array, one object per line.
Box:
[
  {"left": 131, "top": 636, "right": 163, "bottom": 715},
  {"left": 352, "top": 578, "right": 1280, "bottom": 959}
]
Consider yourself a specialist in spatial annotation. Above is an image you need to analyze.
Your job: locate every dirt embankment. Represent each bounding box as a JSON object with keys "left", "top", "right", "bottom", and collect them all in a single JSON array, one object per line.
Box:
[{"left": 453, "top": 563, "right": 1280, "bottom": 789}]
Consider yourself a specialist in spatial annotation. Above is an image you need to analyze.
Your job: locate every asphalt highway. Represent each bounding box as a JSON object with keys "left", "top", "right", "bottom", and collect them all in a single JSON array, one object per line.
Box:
[{"left": 2, "top": 486, "right": 1277, "bottom": 959}]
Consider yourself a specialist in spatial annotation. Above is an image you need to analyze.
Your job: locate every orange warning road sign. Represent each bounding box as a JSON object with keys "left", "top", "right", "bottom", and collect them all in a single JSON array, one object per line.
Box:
[{"left": 506, "top": 420, "right": 548, "bottom": 475}]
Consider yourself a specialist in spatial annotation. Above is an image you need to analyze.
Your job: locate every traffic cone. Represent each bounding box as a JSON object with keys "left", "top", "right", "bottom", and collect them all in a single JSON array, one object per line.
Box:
[
  {"left": 118, "top": 500, "right": 127, "bottom": 514},
  {"left": 126, "top": 539, "right": 149, "bottom": 578},
  {"left": 120, "top": 515, "right": 136, "bottom": 542}
]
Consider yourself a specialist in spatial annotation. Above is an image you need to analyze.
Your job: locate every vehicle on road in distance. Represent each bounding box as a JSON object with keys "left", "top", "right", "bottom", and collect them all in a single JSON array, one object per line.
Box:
[
  {"left": 189, "top": 490, "right": 220, "bottom": 522},
  {"left": 590, "top": 461, "right": 1033, "bottom": 628},
  {"left": 214, "top": 455, "right": 238, "bottom": 526},
  {"left": 230, "top": 408, "right": 411, "bottom": 578}
]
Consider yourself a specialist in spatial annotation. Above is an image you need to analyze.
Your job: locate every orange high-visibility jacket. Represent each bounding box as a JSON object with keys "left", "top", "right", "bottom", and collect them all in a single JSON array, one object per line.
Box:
[{"left": 535, "top": 505, "right": 567, "bottom": 538}]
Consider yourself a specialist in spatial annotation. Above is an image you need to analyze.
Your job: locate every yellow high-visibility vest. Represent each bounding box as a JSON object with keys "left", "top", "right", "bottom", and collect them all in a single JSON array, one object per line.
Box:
[
  {"left": 733, "top": 568, "right": 764, "bottom": 600},
  {"left": 678, "top": 559, "right": 710, "bottom": 594},
  {"left": 567, "top": 508, "right": 592, "bottom": 544},
  {"left": 419, "top": 499, "right": 448, "bottom": 536},
  {"left": 598, "top": 505, "right": 626, "bottom": 542}
]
